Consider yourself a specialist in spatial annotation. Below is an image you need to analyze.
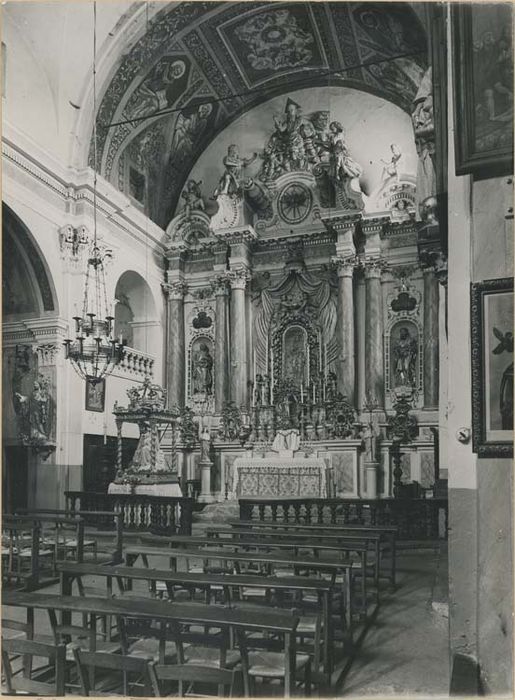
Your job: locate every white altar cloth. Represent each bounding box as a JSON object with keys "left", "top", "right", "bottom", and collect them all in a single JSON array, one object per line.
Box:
[{"left": 231, "top": 456, "right": 328, "bottom": 499}]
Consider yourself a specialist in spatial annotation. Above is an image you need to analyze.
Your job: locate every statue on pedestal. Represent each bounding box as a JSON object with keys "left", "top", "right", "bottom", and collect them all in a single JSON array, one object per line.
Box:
[{"left": 199, "top": 426, "right": 212, "bottom": 463}]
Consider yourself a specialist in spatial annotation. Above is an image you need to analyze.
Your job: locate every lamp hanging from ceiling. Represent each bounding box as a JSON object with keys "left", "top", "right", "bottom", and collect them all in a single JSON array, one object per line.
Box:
[{"left": 64, "top": 1, "right": 124, "bottom": 383}]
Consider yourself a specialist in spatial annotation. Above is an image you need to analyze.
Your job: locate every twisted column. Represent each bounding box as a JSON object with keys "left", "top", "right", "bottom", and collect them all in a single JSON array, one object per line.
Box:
[
  {"left": 163, "top": 280, "right": 187, "bottom": 407},
  {"left": 423, "top": 266, "right": 440, "bottom": 408},
  {"left": 333, "top": 256, "right": 357, "bottom": 405},
  {"left": 364, "top": 260, "right": 385, "bottom": 407},
  {"left": 211, "top": 274, "right": 230, "bottom": 413},
  {"left": 228, "top": 268, "right": 249, "bottom": 408}
]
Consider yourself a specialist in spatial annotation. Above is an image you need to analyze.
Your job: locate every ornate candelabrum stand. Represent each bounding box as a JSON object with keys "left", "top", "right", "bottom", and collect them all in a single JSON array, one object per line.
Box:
[
  {"left": 362, "top": 397, "right": 380, "bottom": 498},
  {"left": 386, "top": 388, "right": 418, "bottom": 497}
]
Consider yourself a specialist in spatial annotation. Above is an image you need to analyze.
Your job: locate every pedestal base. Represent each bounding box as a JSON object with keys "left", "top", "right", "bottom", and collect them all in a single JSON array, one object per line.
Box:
[
  {"left": 365, "top": 461, "right": 379, "bottom": 499},
  {"left": 198, "top": 460, "right": 214, "bottom": 503}
]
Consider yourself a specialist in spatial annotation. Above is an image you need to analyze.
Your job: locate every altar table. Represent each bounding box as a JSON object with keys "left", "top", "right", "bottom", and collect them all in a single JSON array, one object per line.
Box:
[{"left": 231, "top": 457, "right": 328, "bottom": 499}]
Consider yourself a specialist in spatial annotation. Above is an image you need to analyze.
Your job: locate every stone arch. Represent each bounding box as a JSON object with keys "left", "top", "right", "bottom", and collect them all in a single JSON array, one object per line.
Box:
[
  {"left": 2, "top": 204, "right": 59, "bottom": 318},
  {"left": 113, "top": 270, "right": 158, "bottom": 354}
]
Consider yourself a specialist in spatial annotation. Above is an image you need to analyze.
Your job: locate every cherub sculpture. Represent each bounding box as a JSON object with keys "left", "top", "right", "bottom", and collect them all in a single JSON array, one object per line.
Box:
[{"left": 181, "top": 179, "right": 205, "bottom": 220}]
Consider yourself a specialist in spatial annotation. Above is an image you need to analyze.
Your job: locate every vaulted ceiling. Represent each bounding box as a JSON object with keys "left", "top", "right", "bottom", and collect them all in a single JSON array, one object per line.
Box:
[{"left": 92, "top": 1, "right": 428, "bottom": 228}]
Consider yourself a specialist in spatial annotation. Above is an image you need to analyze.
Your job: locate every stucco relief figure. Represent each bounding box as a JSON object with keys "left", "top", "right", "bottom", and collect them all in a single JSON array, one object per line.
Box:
[
  {"left": 213, "top": 144, "right": 258, "bottom": 198},
  {"left": 192, "top": 342, "right": 213, "bottom": 395},
  {"left": 325, "top": 121, "right": 363, "bottom": 185},
  {"left": 181, "top": 180, "right": 205, "bottom": 220},
  {"left": 412, "top": 67, "right": 436, "bottom": 210},
  {"left": 380, "top": 144, "right": 402, "bottom": 187},
  {"left": 392, "top": 326, "right": 418, "bottom": 387}
]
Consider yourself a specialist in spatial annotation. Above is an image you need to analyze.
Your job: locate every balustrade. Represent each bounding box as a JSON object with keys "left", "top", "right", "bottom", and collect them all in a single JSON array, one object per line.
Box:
[
  {"left": 65, "top": 491, "right": 193, "bottom": 535},
  {"left": 239, "top": 497, "right": 448, "bottom": 540},
  {"left": 113, "top": 347, "right": 155, "bottom": 378}
]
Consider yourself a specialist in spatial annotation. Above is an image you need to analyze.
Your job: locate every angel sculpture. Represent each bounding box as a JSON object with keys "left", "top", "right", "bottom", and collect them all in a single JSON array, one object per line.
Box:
[
  {"left": 213, "top": 144, "right": 258, "bottom": 198},
  {"left": 380, "top": 144, "right": 402, "bottom": 186}
]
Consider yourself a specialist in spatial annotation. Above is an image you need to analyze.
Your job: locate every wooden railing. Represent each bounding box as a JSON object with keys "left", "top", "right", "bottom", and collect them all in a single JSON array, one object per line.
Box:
[
  {"left": 239, "top": 497, "right": 448, "bottom": 540},
  {"left": 64, "top": 491, "right": 193, "bottom": 535}
]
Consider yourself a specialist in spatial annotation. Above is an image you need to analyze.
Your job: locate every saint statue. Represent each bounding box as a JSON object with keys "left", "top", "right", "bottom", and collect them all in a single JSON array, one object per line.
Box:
[
  {"left": 192, "top": 343, "right": 213, "bottom": 395},
  {"left": 213, "top": 144, "right": 257, "bottom": 198},
  {"left": 199, "top": 427, "right": 212, "bottom": 463},
  {"left": 393, "top": 327, "right": 418, "bottom": 387},
  {"left": 130, "top": 421, "right": 167, "bottom": 472},
  {"left": 272, "top": 98, "right": 304, "bottom": 170},
  {"left": 325, "top": 121, "right": 363, "bottom": 185}
]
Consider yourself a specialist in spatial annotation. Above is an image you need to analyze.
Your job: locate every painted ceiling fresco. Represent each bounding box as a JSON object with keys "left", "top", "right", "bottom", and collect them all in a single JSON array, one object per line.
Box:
[{"left": 91, "top": 1, "right": 427, "bottom": 228}]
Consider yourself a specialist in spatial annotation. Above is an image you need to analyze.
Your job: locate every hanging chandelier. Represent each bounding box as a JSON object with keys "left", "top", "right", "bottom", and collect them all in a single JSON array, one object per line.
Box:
[{"left": 64, "top": 1, "right": 124, "bottom": 383}]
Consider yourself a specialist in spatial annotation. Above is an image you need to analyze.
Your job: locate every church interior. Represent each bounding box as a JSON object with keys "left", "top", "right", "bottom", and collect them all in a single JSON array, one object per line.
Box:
[{"left": 1, "top": 1, "right": 513, "bottom": 697}]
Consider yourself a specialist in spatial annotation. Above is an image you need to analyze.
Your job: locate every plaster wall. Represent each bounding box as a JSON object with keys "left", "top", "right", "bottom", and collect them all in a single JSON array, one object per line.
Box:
[
  {"left": 2, "top": 136, "right": 167, "bottom": 502},
  {"left": 446, "top": 25, "right": 513, "bottom": 691}
]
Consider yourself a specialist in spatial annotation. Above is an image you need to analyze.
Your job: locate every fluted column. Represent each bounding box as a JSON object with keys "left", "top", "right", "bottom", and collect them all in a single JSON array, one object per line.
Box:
[
  {"left": 163, "top": 280, "right": 187, "bottom": 407},
  {"left": 364, "top": 260, "right": 384, "bottom": 407},
  {"left": 211, "top": 274, "right": 230, "bottom": 413},
  {"left": 423, "top": 266, "right": 439, "bottom": 408},
  {"left": 333, "top": 256, "right": 356, "bottom": 404},
  {"left": 228, "top": 268, "right": 249, "bottom": 408}
]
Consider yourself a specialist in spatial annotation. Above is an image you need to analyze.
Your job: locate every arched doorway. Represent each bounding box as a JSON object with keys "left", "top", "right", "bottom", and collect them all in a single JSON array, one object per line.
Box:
[{"left": 2, "top": 205, "right": 60, "bottom": 511}]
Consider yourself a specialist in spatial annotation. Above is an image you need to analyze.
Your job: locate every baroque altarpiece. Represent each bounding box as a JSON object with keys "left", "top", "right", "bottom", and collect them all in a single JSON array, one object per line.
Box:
[{"left": 159, "top": 93, "right": 440, "bottom": 501}]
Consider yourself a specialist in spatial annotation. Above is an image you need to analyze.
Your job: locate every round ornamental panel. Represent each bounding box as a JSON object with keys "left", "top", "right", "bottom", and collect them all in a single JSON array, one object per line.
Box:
[{"left": 278, "top": 183, "right": 313, "bottom": 224}]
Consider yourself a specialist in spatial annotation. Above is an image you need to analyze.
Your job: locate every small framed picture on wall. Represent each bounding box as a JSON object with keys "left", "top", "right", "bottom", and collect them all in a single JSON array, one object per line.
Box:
[
  {"left": 85, "top": 376, "right": 106, "bottom": 412},
  {"left": 471, "top": 277, "right": 513, "bottom": 457}
]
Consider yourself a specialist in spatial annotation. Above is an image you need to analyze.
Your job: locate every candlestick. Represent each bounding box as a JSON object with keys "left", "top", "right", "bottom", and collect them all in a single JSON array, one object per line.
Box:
[
  {"left": 300, "top": 382, "right": 304, "bottom": 404},
  {"left": 319, "top": 339, "right": 322, "bottom": 371},
  {"left": 324, "top": 343, "right": 328, "bottom": 379},
  {"left": 312, "top": 382, "right": 316, "bottom": 404}
]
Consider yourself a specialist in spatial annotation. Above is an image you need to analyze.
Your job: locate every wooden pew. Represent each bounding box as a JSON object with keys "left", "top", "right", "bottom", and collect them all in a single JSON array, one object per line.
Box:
[
  {"left": 124, "top": 544, "right": 357, "bottom": 633},
  {"left": 138, "top": 533, "right": 373, "bottom": 615},
  {"left": 57, "top": 560, "right": 336, "bottom": 676},
  {"left": 227, "top": 519, "right": 398, "bottom": 586},
  {"left": 15, "top": 508, "right": 124, "bottom": 564},
  {"left": 203, "top": 528, "right": 382, "bottom": 591},
  {"left": 2, "top": 590, "right": 302, "bottom": 697}
]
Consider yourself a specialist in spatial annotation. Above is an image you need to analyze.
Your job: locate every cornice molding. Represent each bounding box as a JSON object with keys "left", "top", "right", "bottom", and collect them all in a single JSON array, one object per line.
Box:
[{"left": 2, "top": 135, "right": 167, "bottom": 256}]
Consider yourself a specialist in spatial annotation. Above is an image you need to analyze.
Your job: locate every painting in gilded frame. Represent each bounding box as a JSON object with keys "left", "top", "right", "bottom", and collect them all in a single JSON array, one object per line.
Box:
[
  {"left": 453, "top": 4, "right": 513, "bottom": 176},
  {"left": 471, "top": 278, "right": 513, "bottom": 457}
]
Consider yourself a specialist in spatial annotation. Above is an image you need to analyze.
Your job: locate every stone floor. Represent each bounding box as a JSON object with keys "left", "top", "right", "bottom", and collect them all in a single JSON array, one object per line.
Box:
[{"left": 339, "top": 543, "right": 449, "bottom": 698}]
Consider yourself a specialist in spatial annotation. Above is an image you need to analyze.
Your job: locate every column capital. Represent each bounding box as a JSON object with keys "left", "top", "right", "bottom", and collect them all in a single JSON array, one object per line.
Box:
[
  {"left": 331, "top": 255, "right": 359, "bottom": 278},
  {"left": 363, "top": 256, "right": 389, "bottom": 279},
  {"left": 162, "top": 280, "right": 188, "bottom": 300},
  {"left": 227, "top": 267, "right": 251, "bottom": 290},
  {"left": 210, "top": 272, "right": 231, "bottom": 296}
]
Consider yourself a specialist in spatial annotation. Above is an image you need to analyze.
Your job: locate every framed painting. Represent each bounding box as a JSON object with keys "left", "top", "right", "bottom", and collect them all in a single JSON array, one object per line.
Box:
[
  {"left": 471, "top": 278, "right": 513, "bottom": 457},
  {"left": 85, "top": 376, "right": 106, "bottom": 413},
  {"left": 453, "top": 4, "right": 513, "bottom": 176}
]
